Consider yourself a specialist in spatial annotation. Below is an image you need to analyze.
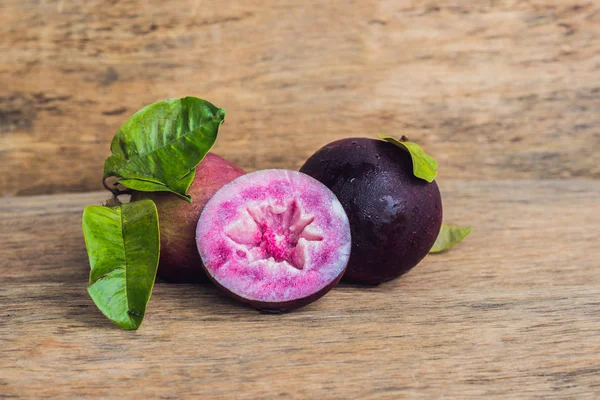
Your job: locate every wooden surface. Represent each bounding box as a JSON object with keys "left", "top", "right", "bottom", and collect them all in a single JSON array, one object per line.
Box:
[
  {"left": 2, "top": 0, "right": 599, "bottom": 397},
  {"left": 1, "top": 180, "right": 599, "bottom": 398},
  {"left": 1, "top": 0, "right": 600, "bottom": 196}
]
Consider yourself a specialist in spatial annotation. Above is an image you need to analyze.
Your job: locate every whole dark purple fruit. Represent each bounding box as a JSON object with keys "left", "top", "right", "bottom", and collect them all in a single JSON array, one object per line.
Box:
[{"left": 300, "top": 138, "right": 442, "bottom": 285}]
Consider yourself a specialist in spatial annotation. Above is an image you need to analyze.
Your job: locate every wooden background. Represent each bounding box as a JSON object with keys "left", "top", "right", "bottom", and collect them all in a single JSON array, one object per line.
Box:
[
  {"left": 1, "top": 0, "right": 599, "bottom": 196},
  {"left": 1, "top": 0, "right": 600, "bottom": 398}
]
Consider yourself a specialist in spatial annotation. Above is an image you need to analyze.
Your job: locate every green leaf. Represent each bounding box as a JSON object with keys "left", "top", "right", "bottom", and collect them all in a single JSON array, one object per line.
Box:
[
  {"left": 103, "top": 97, "right": 225, "bottom": 198},
  {"left": 429, "top": 225, "right": 472, "bottom": 253},
  {"left": 82, "top": 200, "right": 160, "bottom": 330},
  {"left": 118, "top": 168, "right": 196, "bottom": 202},
  {"left": 379, "top": 135, "right": 438, "bottom": 182}
]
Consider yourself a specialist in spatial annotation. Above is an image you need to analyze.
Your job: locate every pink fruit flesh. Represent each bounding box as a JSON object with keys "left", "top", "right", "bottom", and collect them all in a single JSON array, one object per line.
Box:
[{"left": 196, "top": 170, "right": 351, "bottom": 311}]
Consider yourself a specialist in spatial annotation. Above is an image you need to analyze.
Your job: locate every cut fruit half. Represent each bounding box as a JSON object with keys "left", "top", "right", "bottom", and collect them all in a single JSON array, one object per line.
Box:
[{"left": 196, "top": 170, "right": 351, "bottom": 311}]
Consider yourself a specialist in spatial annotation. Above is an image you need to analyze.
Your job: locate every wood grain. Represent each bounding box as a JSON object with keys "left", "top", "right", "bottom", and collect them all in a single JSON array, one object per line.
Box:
[
  {"left": 1, "top": 180, "right": 599, "bottom": 398},
  {"left": 1, "top": 0, "right": 600, "bottom": 196}
]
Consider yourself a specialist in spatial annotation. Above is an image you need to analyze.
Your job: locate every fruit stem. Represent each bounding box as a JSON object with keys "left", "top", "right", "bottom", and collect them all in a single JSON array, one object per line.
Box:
[
  {"left": 102, "top": 196, "right": 122, "bottom": 207},
  {"left": 102, "top": 176, "right": 133, "bottom": 196}
]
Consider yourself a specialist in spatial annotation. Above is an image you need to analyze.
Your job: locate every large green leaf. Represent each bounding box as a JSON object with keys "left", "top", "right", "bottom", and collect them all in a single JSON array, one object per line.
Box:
[
  {"left": 379, "top": 135, "right": 438, "bottom": 182},
  {"left": 118, "top": 168, "right": 196, "bottom": 202},
  {"left": 103, "top": 97, "right": 225, "bottom": 199},
  {"left": 430, "top": 225, "right": 472, "bottom": 253},
  {"left": 82, "top": 200, "right": 160, "bottom": 330}
]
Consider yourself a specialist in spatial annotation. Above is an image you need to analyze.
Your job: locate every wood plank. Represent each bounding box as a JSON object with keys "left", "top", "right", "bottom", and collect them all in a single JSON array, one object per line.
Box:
[
  {"left": 1, "top": 1, "right": 600, "bottom": 196},
  {"left": 1, "top": 180, "right": 599, "bottom": 398},
  {"left": 2, "top": 180, "right": 598, "bottom": 286},
  {"left": 1, "top": 284, "right": 599, "bottom": 399}
]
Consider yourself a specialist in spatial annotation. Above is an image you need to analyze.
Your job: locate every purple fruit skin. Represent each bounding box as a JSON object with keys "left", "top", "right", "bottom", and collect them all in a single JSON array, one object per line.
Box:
[
  {"left": 131, "top": 153, "right": 245, "bottom": 283},
  {"left": 300, "top": 138, "right": 443, "bottom": 285},
  {"left": 203, "top": 264, "right": 347, "bottom": 313}
]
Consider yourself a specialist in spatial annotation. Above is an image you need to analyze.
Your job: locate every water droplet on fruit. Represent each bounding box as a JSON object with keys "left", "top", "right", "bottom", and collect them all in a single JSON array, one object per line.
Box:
[
  {"left": 350, "top": 178, "right": 355, "bottom": 183},
  {"left": 375, "top": 154, "right": 381, "bottom": 159}
]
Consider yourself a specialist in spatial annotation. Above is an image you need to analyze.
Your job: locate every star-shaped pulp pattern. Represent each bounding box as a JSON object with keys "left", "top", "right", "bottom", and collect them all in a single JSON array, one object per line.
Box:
[{"left": 225, "top": 200, "right": 323, "bottom": 270}]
